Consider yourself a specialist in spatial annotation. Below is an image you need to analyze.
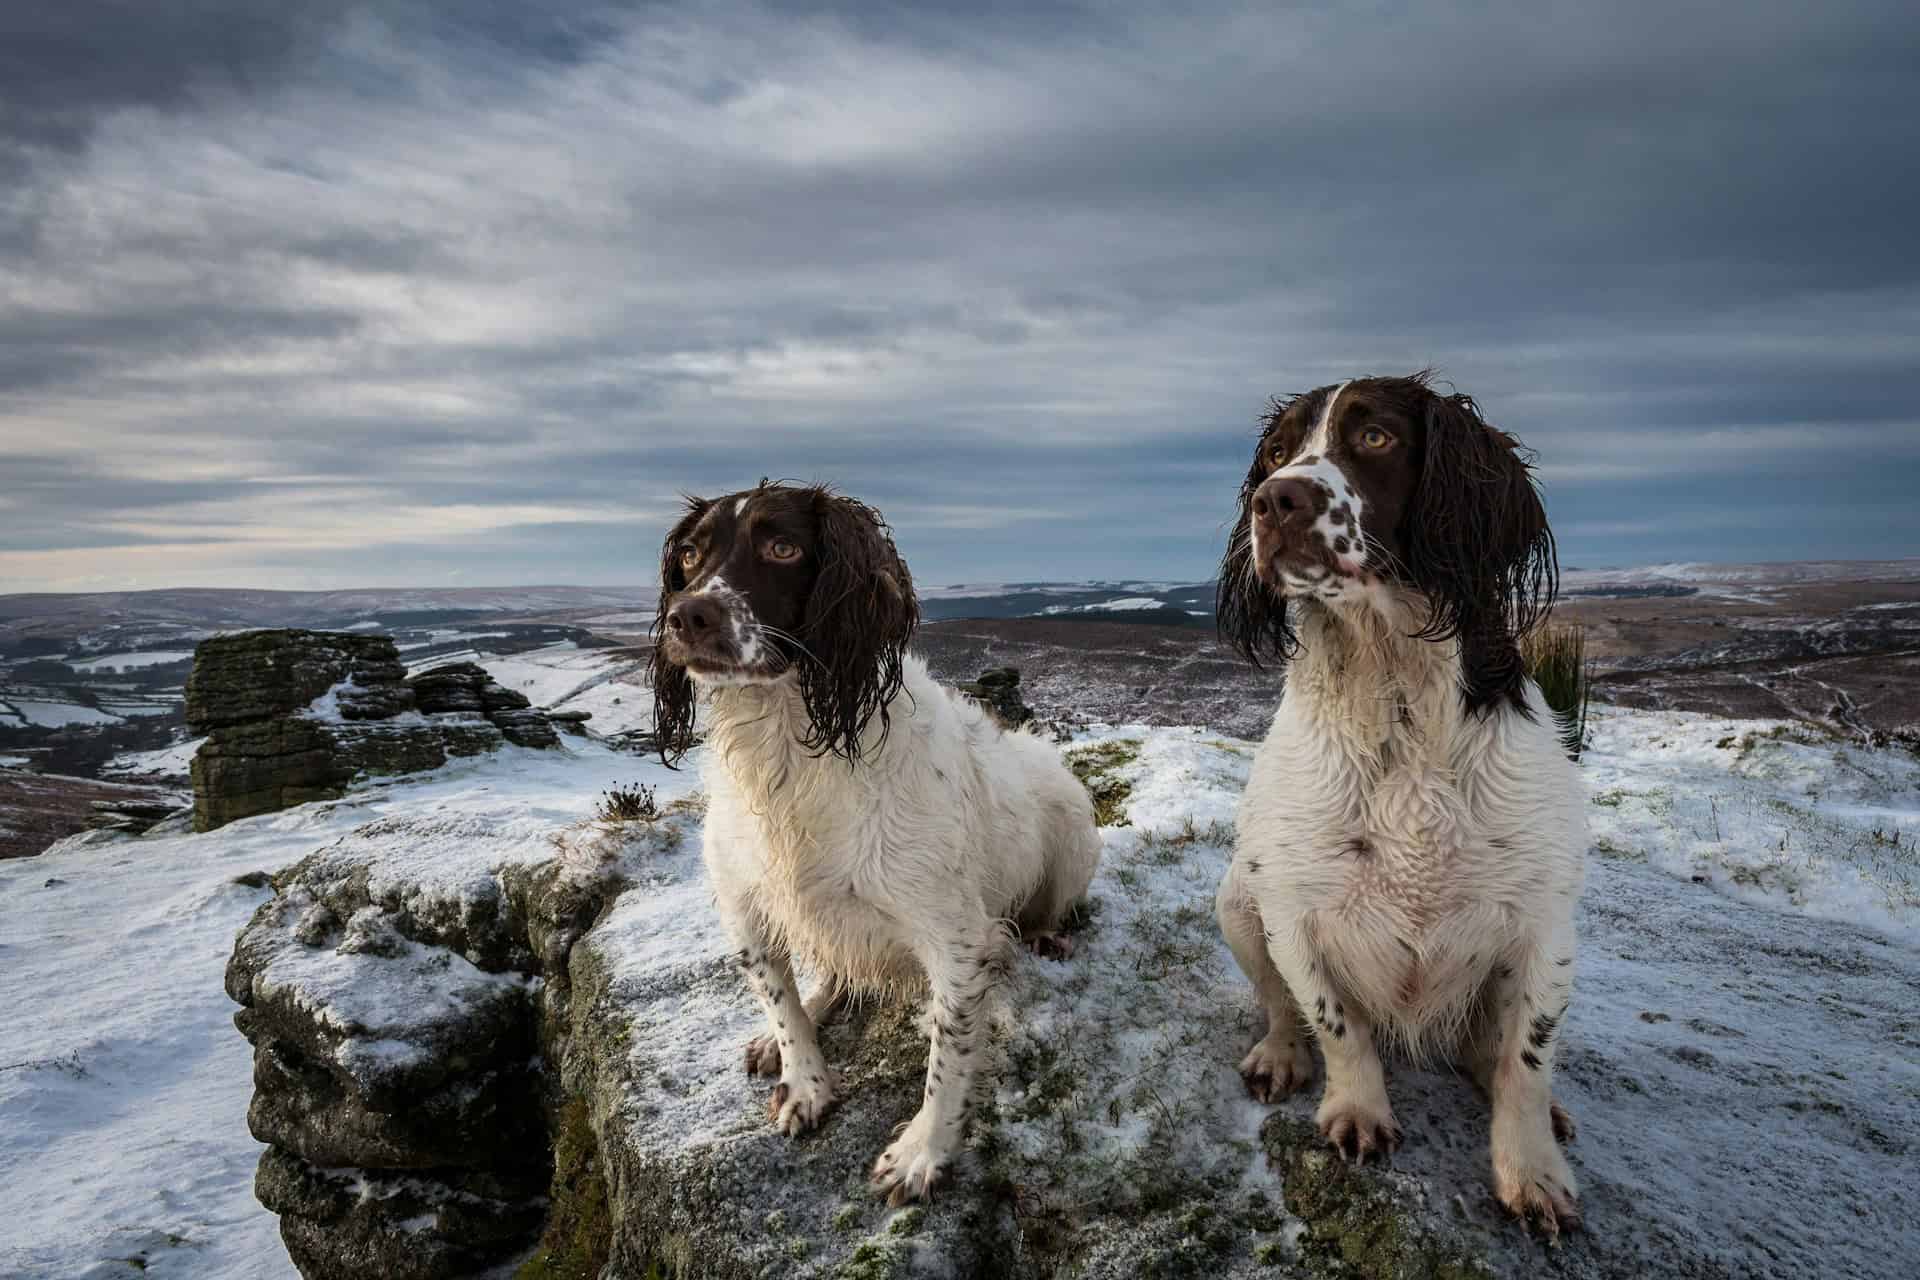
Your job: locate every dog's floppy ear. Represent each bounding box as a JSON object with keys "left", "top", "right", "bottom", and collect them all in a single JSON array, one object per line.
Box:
[
  {"left": 796, "top": 489, "right": 918, "bottom": 762},
  {"left": 1217, "top": 398, "right": 1298, "bottom": 667},
  {"left": 1403, "top": 388, "right": 1558, "bottom": 713},
  {"left": 649, "top": 496, "right": 710, "bottom": 766}
]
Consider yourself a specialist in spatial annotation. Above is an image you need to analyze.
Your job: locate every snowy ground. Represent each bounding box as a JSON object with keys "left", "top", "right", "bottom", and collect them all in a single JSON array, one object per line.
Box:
[
  {"left": 99, "top": 737, "right": 207, "bottom": 784},
  {"left": 0, "top": 738, "right": 688, "bottom": 1280},
  {"left": 2, "top": 693, "right": 1916, "bottom": 1277}
]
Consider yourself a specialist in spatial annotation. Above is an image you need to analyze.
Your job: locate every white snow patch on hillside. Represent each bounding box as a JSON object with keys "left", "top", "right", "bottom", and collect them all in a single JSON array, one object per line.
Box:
[
  {"left": 65, "top": 651, "right": 196, "bottom": 672},
  {"left": 103, "top": 737, "right": 207, "bottom": 780},
  {"left": 1041, "top": 596, "right": 1167, "bottom": 614},
  {"left": 1, "top": 697, "right": 125, "bottom": 727}
]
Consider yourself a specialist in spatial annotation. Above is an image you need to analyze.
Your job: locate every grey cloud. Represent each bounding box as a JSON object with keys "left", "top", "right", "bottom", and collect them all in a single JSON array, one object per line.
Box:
[{"left": 1, "top": 0, "right": 1916, "bottom": 591}]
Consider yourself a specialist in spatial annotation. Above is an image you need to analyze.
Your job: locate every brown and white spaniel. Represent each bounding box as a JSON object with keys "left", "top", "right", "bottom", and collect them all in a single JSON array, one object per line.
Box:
[{"left": 1214, "top": 374, "right": 1587, "bottom": 1237}]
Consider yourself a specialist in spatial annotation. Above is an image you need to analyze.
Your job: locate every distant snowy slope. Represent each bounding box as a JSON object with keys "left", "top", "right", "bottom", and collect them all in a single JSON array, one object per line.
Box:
[{"left": 1564, "top": 558, "right": 1920, "bottom": 593}]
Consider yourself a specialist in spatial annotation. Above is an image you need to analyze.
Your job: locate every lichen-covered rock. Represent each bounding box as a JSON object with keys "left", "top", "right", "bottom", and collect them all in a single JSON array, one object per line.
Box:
[
  {"left": 227, "top": 809, "right": 633, "bottom": 1279},
  {"left": 257, "top": 1148, "right": 548, "bottom": 1280}
]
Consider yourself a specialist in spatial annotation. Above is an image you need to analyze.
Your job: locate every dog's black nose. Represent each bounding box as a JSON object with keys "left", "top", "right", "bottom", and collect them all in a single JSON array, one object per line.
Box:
[
  {"left": 1251, "top": 475, "right": 1316, "bottom": 528},
  {"left": 665, "top": 596, "right": 723, "bottom": 637}
]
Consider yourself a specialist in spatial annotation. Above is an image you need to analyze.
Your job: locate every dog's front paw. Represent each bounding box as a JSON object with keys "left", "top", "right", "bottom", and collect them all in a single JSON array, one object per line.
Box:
[
  {"left": 743, "top": 1034, "right": 781, "bottom": 1077},
  {"left": 767, "top": 1069, "right": 838, "bottom": 1137},
  {"left": 869, "top": 1124, "right": 952, "bottom": 1206},
  {"left": 1239, "top": 1032, "right": 1314, "bottom": 1103},
  {"left": 1316, "top": 1090, "right": 1402, "bottom": 1163},
  {"left": 1494, "top": 1123, "right": 1582, "bottom": 1239}
]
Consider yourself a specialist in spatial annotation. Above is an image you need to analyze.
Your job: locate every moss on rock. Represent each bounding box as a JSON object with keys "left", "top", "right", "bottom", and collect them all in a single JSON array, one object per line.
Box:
[
  {"left": 1064, "top": 738, "right": 1142, "bottom": 827},
  {"left": 514, "top": 1096, "right": 612, "bottom": 1280},
  {"left": 1260, "top": 1112, "right": 1491, "bottom": 1280}
]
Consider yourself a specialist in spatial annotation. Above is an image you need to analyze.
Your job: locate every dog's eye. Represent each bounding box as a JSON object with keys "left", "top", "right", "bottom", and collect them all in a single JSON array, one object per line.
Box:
[
  {"left": 765, "top": 538, "right": 801, "bottom": 563},
  {"left": 1361, "top": 427, "right": 1394, "bottom": 450},
  {"left": 677, "top": 545, "right": 698, "bottom": 571}
]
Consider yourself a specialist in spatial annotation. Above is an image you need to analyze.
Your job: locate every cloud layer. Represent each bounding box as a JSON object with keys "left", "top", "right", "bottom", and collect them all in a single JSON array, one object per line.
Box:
[{"left": 3, "top": 0, "right": 1916, "bottom": 590}]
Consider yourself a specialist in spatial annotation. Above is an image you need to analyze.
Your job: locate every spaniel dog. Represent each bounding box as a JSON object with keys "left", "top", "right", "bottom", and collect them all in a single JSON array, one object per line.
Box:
[
  {"left": 1214, "top": 374, "right": 1586, "bottom": 1236},
  {"left": 650, "top": 481, "right": 1100, "bottom": 1204}
]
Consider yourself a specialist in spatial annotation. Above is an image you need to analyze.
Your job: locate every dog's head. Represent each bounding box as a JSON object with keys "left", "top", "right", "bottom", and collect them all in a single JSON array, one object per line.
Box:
[
  {"left": 1217, "top": 374, "right": 1556, "bottom": 691},
  {"left": 650, "top": 482, "right": 917, "bottom": 765}
]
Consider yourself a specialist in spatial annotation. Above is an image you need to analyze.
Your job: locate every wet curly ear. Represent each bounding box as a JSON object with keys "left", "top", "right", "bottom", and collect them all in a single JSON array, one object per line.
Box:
[
  {"left": 1217, "top": 396, "right": 1299, "bottom": 667},
  {"left": 796, "top": 490, "right": 918, "bottom": 762},
  {"left": 649, "top": 496, "right": 710, "bottom": 765},
  {"left": 1403, "top": 388, "right": 1558, "bottom": 712}
]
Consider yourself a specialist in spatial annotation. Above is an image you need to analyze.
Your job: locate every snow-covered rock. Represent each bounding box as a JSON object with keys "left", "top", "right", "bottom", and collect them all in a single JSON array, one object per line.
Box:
[{"left": 4, "top": 705, "right": 1916, "bottom": 1279}]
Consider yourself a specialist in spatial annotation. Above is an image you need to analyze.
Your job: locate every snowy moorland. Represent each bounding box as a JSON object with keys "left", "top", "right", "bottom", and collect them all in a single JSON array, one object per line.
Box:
[{"left": 2, "top": 681, "right": 1917, "bottom": 1276}]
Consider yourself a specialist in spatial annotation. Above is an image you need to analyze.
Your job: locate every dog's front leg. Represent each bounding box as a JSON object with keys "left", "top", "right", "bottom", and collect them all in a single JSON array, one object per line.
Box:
[
  {"left": 1483, "top": 931, "right": 1581, "bottom": 1238},
  {"left": 1267, "top": 927, "right": 1401, "bottom": 1162},
  {"left": 870, "top": 924, "right": 1007, "bottom": 1205},
  {"left": 723, "top": 907, "right": 838, "bottom": 1136}
]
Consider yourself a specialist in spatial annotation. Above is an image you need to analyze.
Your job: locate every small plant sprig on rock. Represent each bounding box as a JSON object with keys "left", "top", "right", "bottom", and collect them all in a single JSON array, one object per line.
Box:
[{"left": 595, "top": 782, "right": 658, "bottom": 823}]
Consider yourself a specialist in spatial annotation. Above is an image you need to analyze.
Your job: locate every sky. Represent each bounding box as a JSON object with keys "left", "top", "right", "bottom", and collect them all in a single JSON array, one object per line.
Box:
[{"left": 2, "top": 0, "right": 1916, "bottom": 593}]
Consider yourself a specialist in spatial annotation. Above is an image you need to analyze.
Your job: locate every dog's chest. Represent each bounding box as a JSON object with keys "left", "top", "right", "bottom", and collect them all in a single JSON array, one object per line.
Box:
[
  {"left": 1246, "top": 685, "right": 1509, "bottom": 926},
  {"left": 707, "top": 766, "right": 918, "bottom": 982}
]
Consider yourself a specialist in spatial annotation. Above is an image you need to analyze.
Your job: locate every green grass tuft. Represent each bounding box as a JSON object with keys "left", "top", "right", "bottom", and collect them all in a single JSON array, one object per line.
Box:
[{"left": 1523, "top": 622, "right": 1589, "bottom": 760}]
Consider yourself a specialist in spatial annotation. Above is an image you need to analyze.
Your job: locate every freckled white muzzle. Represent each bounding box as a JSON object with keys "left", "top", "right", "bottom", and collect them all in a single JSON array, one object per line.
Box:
[{"left": 1251, "top": 380, "right": 1370, "bottom": 595}]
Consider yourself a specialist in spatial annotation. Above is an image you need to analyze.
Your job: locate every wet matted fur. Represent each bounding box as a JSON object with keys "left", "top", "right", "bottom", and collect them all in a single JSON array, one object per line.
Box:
[
  {"left": 1212, "top": 374, "right": 1587, "bottom": 1237},
  {"left": 649, "top": 481, "right": 1101, "bottom": 1204}
]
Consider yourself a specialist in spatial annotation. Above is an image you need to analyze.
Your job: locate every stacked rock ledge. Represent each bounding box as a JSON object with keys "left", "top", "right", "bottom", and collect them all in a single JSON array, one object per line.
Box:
[
  {"left": 225, "top": 809, "right": 649, "bottom": 1280},
  {"left": 187, "top": 632, "right": 564, "bottom": 831}
]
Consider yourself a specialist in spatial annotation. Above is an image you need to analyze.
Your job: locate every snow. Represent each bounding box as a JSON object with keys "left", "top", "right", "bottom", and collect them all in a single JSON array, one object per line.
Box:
[
  {"left": 95, "top": 698, "right": 177, "bottom": 718},
  {"left": 918, "top": 580, "right": 1199, "bottom": 601},
  {"left": 3, "top": 698, "right": 1917, "bottom": 1277},
  {"left": 102, "top": 737, "right": 207, "bottom": 781},
  {"left": 0, "top": 738, "right": 691, "bottom": 1280},
  {"left": 64, "top": 651, "right": 197, "bottom": 673},
  {"left": 0, "top": 697, "right": 125, "bottom": 727},
  {"left": 0, "top": 756, "right": 27, "bottom": 769},
  {"left": 1040, "top": 595, "right": 1168, "bottom": 614},
  {"left": 1583, "top": 707, "right": 1919, "bottom": 944}
]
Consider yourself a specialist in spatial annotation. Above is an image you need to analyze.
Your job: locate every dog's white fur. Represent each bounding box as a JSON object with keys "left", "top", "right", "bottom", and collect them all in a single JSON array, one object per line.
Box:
[
  {"left": 698, "top": 654, "right": 1100, "bottom": 1201},
  {"left": 1217, "top": 587, "right": 1587, "bottom": 1229}
]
